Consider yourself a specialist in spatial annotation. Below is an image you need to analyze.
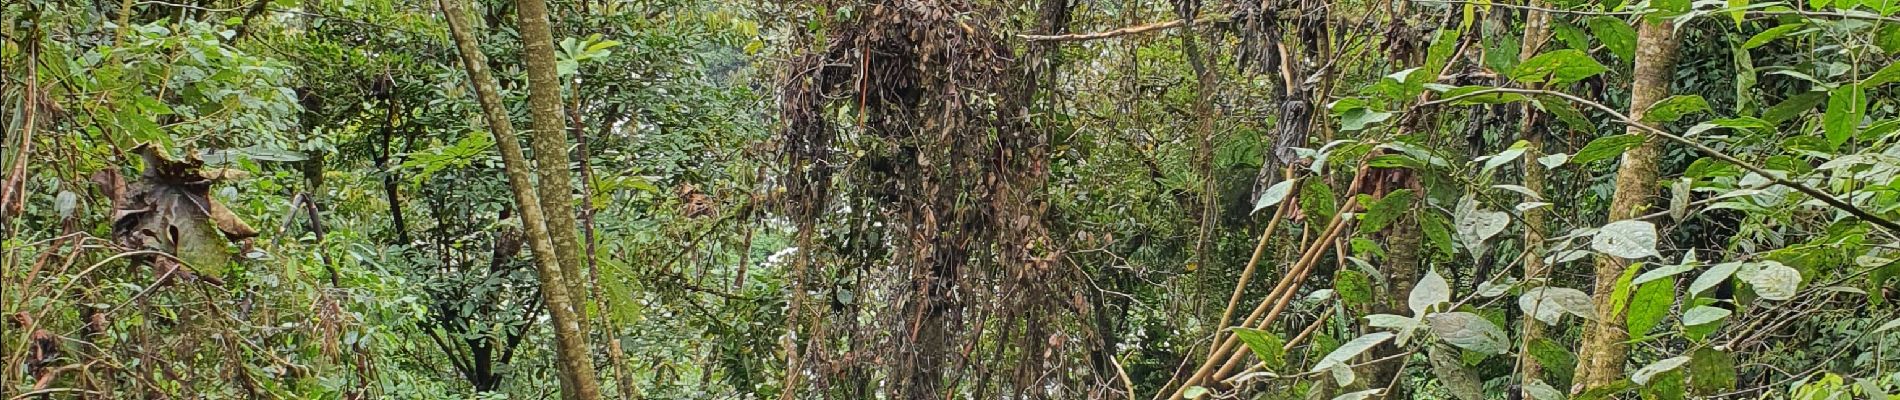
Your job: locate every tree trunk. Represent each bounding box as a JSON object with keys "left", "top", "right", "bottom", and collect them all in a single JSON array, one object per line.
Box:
[
  {"left": 437, "top": 0, "right": 605, "bottom": 398},
  {"left": 1572, "top": 18, "right": 1679, "bottom": 394},
  {"left": 1516, "top": 1, "right": 1554, "bottom": 388},
  {"left": 514, "top": 0, "right": 592, "bottom": 306}
]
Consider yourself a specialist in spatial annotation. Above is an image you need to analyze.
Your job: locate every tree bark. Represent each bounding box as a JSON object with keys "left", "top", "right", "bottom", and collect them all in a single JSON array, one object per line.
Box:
[
  {"left": 1572, "top": 18, "right": 1679, "bottom": 394},
  {"left": 514, "top": 0, "right": 593, "bottom": 306},
  {"left": 437, "top": 0, "right": 605, "bottom": 398},
  {"left": 1516, "top": 0, "right": 1554, "bottom": 388}
]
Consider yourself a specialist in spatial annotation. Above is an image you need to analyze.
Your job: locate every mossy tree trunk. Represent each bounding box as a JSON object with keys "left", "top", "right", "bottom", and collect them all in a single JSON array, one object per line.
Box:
[
  {"left": 1572, "top": 18, "right": 1679, "bottom": 394},
  {"left": 438, "top": 0, "right": 605, "bottom": 398},
  {"left": 514, "top": 0, "right": 593, "bottom": 312}
]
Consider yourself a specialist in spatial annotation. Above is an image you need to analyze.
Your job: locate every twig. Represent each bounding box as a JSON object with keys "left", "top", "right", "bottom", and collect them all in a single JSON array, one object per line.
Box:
[
  {"left": 1415, "top": 0, "right": 1900, "bottom": 22},
  {"left": 1428, "top": 88, "right": 1900, "bottom": 233},
  {"left": 1019, "top": 15, "right": 1228, "bottom": 42}
]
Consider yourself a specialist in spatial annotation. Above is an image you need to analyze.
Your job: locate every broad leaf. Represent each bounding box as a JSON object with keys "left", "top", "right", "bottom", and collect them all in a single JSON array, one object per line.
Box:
[
  {"left": 1232, "top": 328, "right": 1287, "bottom": 370},
  {"left": 1252, "top": 179, "right": 1297, "bottom": 215},
  {"left": 1632, "top": 356, "right": 1691, "bottom": 385},
  {"left": 1360, "top": 189, "right": 1415, "bottom": 232},
  {"left": 1824, "top": 84, "right": 1866, "bottom": 148},
  {"left": 1680, "top": 305, "right": 1731, "bottom": 326},
  {"left": 1688, "top": 348, "right": 1737, "bottom": 395},
  {"left": 1641, "top": 95, "right": 1710, "bottom": 123},
  {"left": 1593, "top": 220, "right": 1660, "bottom": 259},
  {"left": 1333, "top": 390, "right": 1384, "bottom": 400},
  {"left": 1740, "top": 261, "right": 1802, "bottom": 301},
  {"left": 1411, "top": 269, "right": 1452, "bottom": 314},
  {"left": 1627, "top": 277, "right": 1676, "bottom": 338},
  {"left": 1429, "top": 312, "right": 1510, "bottom": 355},
  {"left": 1430, "top": 344, "right": 1485, "bottom": 400},
  {"left": 1690, "top": 262, "right": 1743, "bottom": 295},
  {"left": 1587, "top": 17, "right": 1637, "bottom": 60},
  {"left": 1519, "top": 287, "right": 1595, "bottom": 325},
  {"left": 1743, "top": 23, "right": 1804, "bottom": 49},
  {"left": 1512, "top": 49, "right": 1609, "bottom": 84},
  {"left": 1573, "top": 134, "right": 1646, "bottom": 165},
  {"left": 1310, "top": 332, "right": 1396, "bottom": 373}
]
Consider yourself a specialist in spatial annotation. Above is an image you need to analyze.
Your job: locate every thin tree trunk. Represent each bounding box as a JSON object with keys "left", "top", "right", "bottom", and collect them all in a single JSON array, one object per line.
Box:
[
  {"left": 1516, "top": 0, "right": 1553, "bottom": 388},
  {"left": 514, "top": 0, "right": 592, "bottom": 306},
  {"left": 437, "top": 1, "right": 604, "bottom": 398},
  {"left": 1572, "top": 18, "right": 1679, "bottom": 394}
]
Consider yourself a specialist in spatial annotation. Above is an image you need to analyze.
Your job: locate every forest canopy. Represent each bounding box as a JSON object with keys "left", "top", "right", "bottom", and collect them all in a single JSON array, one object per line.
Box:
[{"left": 3, "top": 0, "right": 1900, "bottom": 398}]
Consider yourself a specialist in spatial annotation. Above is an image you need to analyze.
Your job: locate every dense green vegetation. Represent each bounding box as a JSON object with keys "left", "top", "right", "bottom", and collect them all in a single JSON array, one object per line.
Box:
[{"left": 3, "top": 0, "right": 1899, "bottom": 398}]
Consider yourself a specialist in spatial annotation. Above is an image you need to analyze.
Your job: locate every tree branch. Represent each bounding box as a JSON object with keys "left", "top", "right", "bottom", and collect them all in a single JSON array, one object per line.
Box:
[{"left": 1428, "top": 87, "right": 1900, "bottom": 233}]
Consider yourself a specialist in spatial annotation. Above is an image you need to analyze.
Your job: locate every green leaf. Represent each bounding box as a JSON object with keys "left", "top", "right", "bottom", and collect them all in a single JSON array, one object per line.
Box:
[
  {"left": 1411, "top": 269, "right": 1452, "bottom": 314},
  {"left": 1576, "top": 380, "right": 1635, "bottom": 400},
  {"left": 1587, "top": 17, "right": 1637, "bottom": 60},
  {"left": 1680, "top": 305, "right": 1731, "bottom": 326},
  {"left": 1530, "top": 338, "right": 1578, "bottom": 383},
  {"left": 1525, "top": 379, "right": 1568, "bottom": 400},
  {"left": 1824, "top": 84, "right": 1866, "bottom": 148},
  {"left": 1512, "top": 50, "right": 1609, "bottom": 84},
  {"left": 1761, "top": 91, "right": 1826, "bottom": 124},
  {"left": 1184, "top": 386, "right": 1210, "bottom": 399},
  {"left": 1252, "top": 179, "right": 1297, "bottom": 215},
  {"left": 1627, "top": 278, "right": 1676, "bottom": 338},
  {"left": 1863, "top": 62, "right": 1900, "bottom": 87},
  {"left": 55, "top": 191, "right": 78, "bottom": 218},
  {"left": 1340, "top": 108, "right": 1394, "bottom": 131},
  {"left": 1445, "top": 86, "right": 1530, "bottom": 105},
  {"left": 1632, "top": 356, "right": 1691, "bottom": 385},
  {"left": 1742, "top": 23, "right": 1804, "bottom": 49},
  {"left": 1310, "top": 332, "right": 1395, "bottom": 373},
  {"left": 1430, "top": 344, "right": 1485, "bottom": 400},
  {"left": 1874, "top": 317, "right": 1900, "bottom": 334},
  {"left": 1689, "top": 262, "right": 1743, "bottom": 295},
  {"left": 1421, "top": 211, "right": 1457, "bottom": 256},
  {"left": 1739, "top": 261, "right": 1802, "bottom": 301},
  {"left": 1609, "top": 262, "right": 1646, "bottom": 316},
  {"left": 1593, "top": 220, "right": 1660, "bottom": 259},
  {"left": 1652, "top": 0, "right": 1691, "bottom": 15},
  {"left": 1519, "top": 287, "right": 1595, "bottom": 325},
  {"left": 1688, "top": 348, "right": 1737, "bottom": 395},
  {"left": 1333, "top": 389, "right": 1385, "bottom": 400},
  {"left": 1641, "top": 95, "right": 1710, "bottom": 123},
  {"left": 1301, "top": 179, "right": 1337, "bottom": 223},
  {"left": 1573, "top": 134, "right": 1646, "bottom": 165},
  {"left": 1336, "top": 269, "right": 1375, "bottom": 311},
  {"left": 1429, "top": 312, "right": 1511, "bottom": 355},
  {"left": 1232, "top": 328, "right": 1287, "bottom": 370},
  {"left": 1360, "top": 189, "right": 1416, "bottom": 232}
]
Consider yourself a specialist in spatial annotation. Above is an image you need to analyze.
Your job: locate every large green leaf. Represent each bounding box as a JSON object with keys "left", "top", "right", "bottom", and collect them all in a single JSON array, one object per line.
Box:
[
  {"left": 1627, "top": 278, "right": 1676, "bottom": 338},
  {"left": 1519, "top": 287, "right": 1595, "bottom": 325},
  {"left": 1739, "top": 261, "right": 1803, "bottom": 301},
  {"left": 1310, "top": 332, "right": 1395, "bottom": 373},
  {"left": 1688, "top": 348, "right": 1737, "bottom": 395},
  {"left": 1762, "top": 91, "right": 1826, "bottom": 124},
  {"left": 1232, "top": 328, "right": 1287, "bottom": 371},
  {"left": 1429, "top": 312, "right": 1511, "bottom": 355},
  {"left": 1512, "top": 49, "right": 1609, "bottom": 84},
  {"left": 1632, "top": 356, "right": 1691, "bottom": 385},
  {"left": 1742, "top": 23, "right": 1805, "bottom": 49},
  {"left": 1573, "top": 134, "right": 1646, "bottom": 165},
  {"left": 1587, "top": 16, "right": 1637, "bottom": 60},
  {"left": 1593, "top": 220, "right": 1660, "bottom": 259},
  {"left": 1641, "top": 95, "right": 1710, "bottom": 123},
  {"left": 1360, "top": 189, "right": 1415, "bottom": 232},
  {"left": 1411, "top": 269, "right": 1452, "bottom": 314},
  {"left": 1690, "top": 262, "right": 1743, "bottom": 295},
  {"left": 1824, "top": 84, "right": 1866, "bottom": 148}
]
